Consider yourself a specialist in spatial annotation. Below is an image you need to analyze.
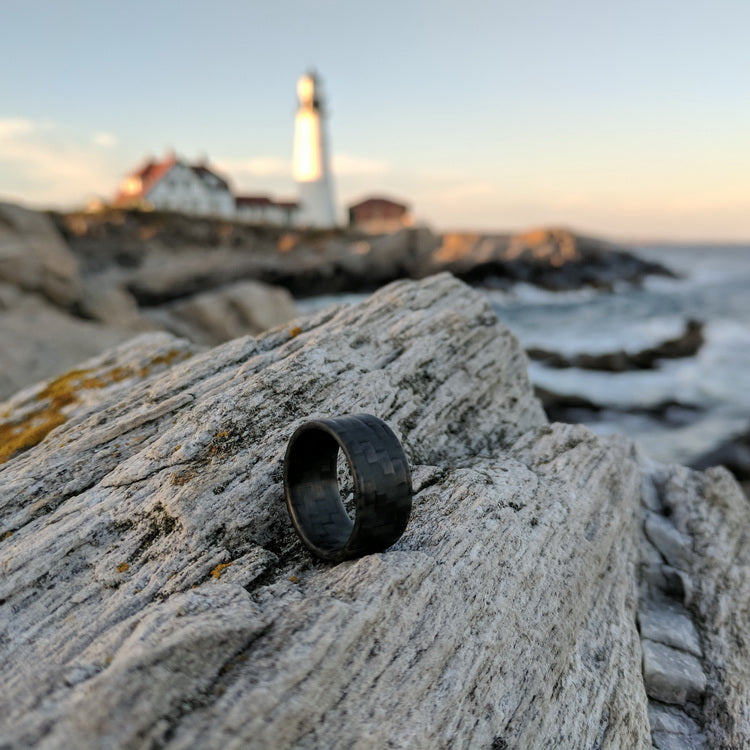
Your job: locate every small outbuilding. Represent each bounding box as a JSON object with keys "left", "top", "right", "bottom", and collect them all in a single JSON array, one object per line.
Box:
[{"left": 347, "top": 196, "right": 412, "bottom": 234}]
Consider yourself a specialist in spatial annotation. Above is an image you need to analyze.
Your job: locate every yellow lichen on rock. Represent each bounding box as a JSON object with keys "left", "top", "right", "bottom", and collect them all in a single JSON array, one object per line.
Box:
[
  {"left": 0, "top": 349, "right": 188, "bottom": 465},
  {"left": 0, "top": 409, "right": 68, "bottom": 465},
  {"left": 138, "top": 348, "right": 186, "bottom": 376},
  {"left": 210, "top": 562, "right": 233, "bottom": 580},
  {"left": 0, "top": 367, "right": 94, "bottom": 465}
]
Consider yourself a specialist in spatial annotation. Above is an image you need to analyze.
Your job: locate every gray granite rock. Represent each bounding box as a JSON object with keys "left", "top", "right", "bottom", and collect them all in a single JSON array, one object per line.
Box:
[
  {"left": 642, "top": 639, "right": 706, "bottom": 704},
  {"left": 77, "top": 276, "right": 156, "bottom": 331},
  {"left": 0, "top": 274, "right": 747, "bottom": 749},
  {"left": 144, "top": 279, "right": 298, "bottom": 345},
  {"left": 652, "top": 731, "right": 707, "bottom": 750},
  {"left": 644, "top": 511, "right": 693, "bottom": 570},
  {"left": 639, "top": 599, "right": 702, "bottom": 657},
  {"left": 660, "top": 464, "right": 750, "bottom": 748},
  {"left": 649, "top": 702, "right": 707, "bottom": 749},
  {"left": 0, "top": 286, "right": 134, "bottom": 400},
  {"left": 0, "top": 201, "right": 81, "bottom": 307}
]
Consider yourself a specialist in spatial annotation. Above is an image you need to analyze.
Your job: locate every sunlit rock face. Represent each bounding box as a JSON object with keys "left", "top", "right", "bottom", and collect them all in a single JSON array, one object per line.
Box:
[
  {"left": 293, "top": 71, "right": 337, "bottom": 228},
  {"left": 0, "top": 274, "right": 747, "bottom": 749},
  {"left": 429, "top": 227, "right": 673, "bottom": 291}
]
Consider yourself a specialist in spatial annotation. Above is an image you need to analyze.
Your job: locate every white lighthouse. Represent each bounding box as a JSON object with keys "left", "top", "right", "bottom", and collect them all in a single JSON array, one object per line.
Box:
[{"left": 293, "top": 71, "right": 337, "bottom": 227}]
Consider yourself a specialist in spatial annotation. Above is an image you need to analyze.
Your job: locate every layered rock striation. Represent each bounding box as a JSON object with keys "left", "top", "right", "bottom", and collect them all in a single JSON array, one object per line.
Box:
[{"left": 0, "top": 274, "right": 747, "bottom": 749}]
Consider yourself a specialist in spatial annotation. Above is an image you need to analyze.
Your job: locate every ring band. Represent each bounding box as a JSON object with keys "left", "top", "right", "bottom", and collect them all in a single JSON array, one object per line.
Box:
[{"left": 283, "top": 414, "right": 412, "bottom": 562}]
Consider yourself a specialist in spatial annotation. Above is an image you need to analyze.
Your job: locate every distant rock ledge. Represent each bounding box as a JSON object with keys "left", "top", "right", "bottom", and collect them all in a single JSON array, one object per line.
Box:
[
  {"left": 1, "top": 201, "right": 674, "bottom": 398},
  {"left": 529, "top": 319, "right": 705, "bottom": 373},
  {"left": 52, "top": 208, "right": 674, "bottom": 300},
  {"left": 0, "top": 274, "right": 747, "bottom": 749},
  {"left": 0, "top": 202, "right": 669, "bottom": 398}
]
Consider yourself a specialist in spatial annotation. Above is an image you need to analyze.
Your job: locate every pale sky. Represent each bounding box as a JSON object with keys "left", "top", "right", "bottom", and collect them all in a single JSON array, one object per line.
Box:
[{"left": 1, "top": 0, "right": 748, "bottom": 240}]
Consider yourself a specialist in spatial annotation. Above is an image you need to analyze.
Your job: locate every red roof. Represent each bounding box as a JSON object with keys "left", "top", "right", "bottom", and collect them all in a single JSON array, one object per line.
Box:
[
  {"left": 236, "top": 195, "right": 273, "bottom": 207},
  {"left": 113, "top": 155, "right": 177, "bottom": 205},
  {"left": 348, "top": 196, "right": 409, "bottom": 212},
  {"left": 113, "top": 155, "right": 231, "bottom": 206},
  {"left": 134, "top": 158, "right": 173, "bottom": 184}
]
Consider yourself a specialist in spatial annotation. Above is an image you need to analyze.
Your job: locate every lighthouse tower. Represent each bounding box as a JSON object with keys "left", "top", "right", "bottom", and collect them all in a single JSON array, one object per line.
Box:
[{"left": 293, "top": 71, "right": 337, "bottom": 227}]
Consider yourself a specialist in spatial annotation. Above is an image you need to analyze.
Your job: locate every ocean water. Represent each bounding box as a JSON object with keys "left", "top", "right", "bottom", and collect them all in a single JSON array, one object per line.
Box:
[
  {"left": 296, "top": 244, "right": 750, "bottom": 466},
  {"left": 486, "top": 244, "right": 750, "bottom": 465}
]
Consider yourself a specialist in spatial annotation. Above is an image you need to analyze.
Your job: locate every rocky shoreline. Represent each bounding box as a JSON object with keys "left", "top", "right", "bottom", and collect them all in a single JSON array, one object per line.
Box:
[
  {"left": 50, "top": 207, "right": 673, "bottom": 302},
  {"left": 0, "top": 201, "right": 672, "bottom": 394},
  {"left": 529, "top": 323, "right": 750, "bottom": 497},
  {"left": 1, "top": 274, "right": 748, "bottom": 748},
  {"left": 3, "top": 202, "right": 746, "bottom": 492},
  {"left": 692, "top": 428, "right": 750, "bottom": 497},
  {"left": 528, "top": 319, "right": 704, "bottom": 373},
  {"left": 529, "top": 318, "right": 712, "bottom": 460}
]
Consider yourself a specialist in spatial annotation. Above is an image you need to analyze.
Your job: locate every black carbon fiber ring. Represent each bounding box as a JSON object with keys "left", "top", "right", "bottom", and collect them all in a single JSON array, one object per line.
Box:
[{"left": 283, "top": 414, "right": 412, "bottom": 562}]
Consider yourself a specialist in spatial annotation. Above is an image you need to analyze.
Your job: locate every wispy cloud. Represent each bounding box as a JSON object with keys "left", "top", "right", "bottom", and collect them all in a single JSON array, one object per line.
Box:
[
  {"left": 92, "top": 131, "right": 118, "bottom": 148},
  {"left": 0, "top": 117, "right": 121, "bottom": 206},
  {"left": 0, "top": 117, "right": 44, "bottom": 138}
]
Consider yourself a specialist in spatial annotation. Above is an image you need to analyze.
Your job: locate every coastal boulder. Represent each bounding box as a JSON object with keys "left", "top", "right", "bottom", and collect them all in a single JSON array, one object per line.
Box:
[
  {"left": 0, "top": 202, "right": 82, "bottom": 307},
  {"left": 143, "top": 279, "right": 298, "bottom": 345},
  {"left": 76, "top": 277, "right": 157, "bottom": 332},
  {"left": 0, "top": 274, "right": 747, "bottom": 749},
  {"left": 0, "top": 284, "right": 133, "bottom": 401},
  {"left": 430, "top": 227, "right": 673, "bottom": 291}
]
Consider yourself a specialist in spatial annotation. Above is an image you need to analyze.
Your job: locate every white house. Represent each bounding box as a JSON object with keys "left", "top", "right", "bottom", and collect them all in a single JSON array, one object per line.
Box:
[
  {"left": 113, "top": 154, "right": 235, "bottom": 218},
  {"left": 114, "top": 154, "right": 299, "bottom": 225}
]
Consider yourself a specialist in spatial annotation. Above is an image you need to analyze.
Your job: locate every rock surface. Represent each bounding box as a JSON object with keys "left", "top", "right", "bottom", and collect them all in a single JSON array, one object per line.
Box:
[
  {"left": 54, "top": 209, "right": 671, "bottom": 300},
  {"left": 142, "top": 279, "right": 297, "bottom": 346},
  {"left": 0, "top": 274, "right": 747, "bottom": 749},
  {"left": 76, "top": 276, "right": 156, "bottom": 332},
  {"left": 0, "top": 284, "right": 134, "bottom": 400},
  {"left": 0, "top": 202, "right": 82, "bottom": 307},
  {"left": 691, "top": 425, "right": 750, "bottom": 496},
  {"left": 430, "top": 227, "right": 673, "bottom": 291},
  {"left": 0, "top": 204, "right": 300, "bottom": 393}
]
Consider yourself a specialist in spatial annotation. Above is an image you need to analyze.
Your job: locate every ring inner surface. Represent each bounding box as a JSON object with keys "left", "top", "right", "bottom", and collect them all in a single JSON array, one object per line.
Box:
[{"left": 287, "top": 428, "right": 353, "bottom": 551}]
